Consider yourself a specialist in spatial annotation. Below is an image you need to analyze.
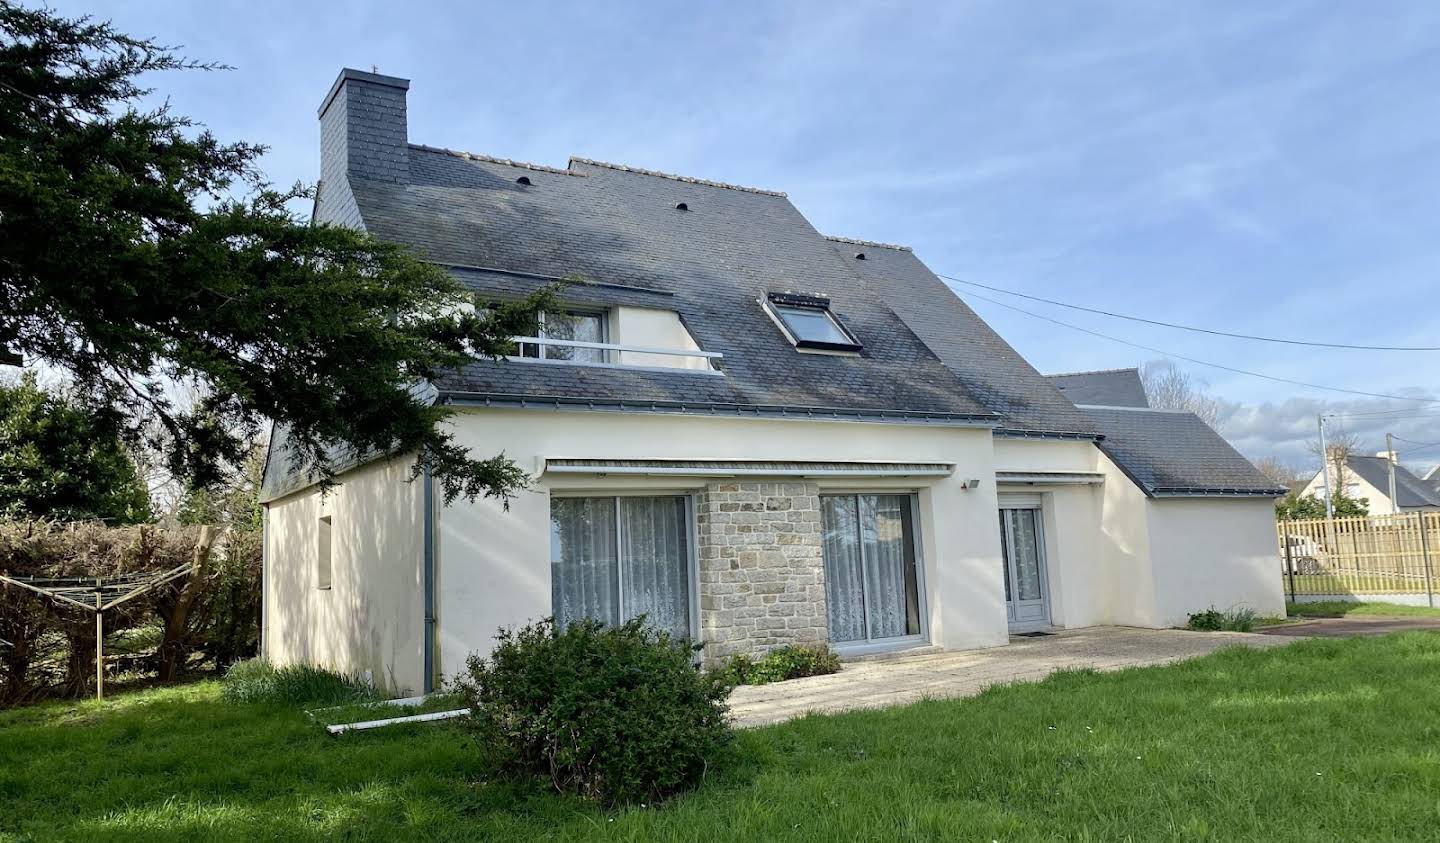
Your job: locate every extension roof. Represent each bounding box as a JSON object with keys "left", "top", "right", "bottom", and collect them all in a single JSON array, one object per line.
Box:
[
  {"left": 1078, "top": 406, "right": 1286, "bottom": 497},
  {"left": 1047, "top": 368, "right": 1149, "bottom": 409}
]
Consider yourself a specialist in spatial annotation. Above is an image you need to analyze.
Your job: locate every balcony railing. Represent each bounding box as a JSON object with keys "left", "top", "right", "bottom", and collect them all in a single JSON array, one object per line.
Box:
[{"left": 509, "top": 336, "right": 722, "bottom": 372}]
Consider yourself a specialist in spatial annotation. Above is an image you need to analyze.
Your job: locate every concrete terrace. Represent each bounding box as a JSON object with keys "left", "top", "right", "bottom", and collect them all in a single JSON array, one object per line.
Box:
[{"left": 728, "top": 626, "right": 1301, "bottom": 727}]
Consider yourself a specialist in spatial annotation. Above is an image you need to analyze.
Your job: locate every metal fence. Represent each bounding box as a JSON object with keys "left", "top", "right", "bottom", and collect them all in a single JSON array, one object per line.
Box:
[{"left": 1277, "top": 512, "right": 1440, "bottom": 605}]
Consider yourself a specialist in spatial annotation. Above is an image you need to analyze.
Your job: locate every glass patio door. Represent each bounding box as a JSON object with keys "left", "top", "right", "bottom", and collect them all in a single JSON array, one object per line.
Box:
[
  {"left": 821, "top": 494, "right": 923, "bottom": 645},
  {"left": 550, "top": 496, "right": 693, "bottom": 640},
  {"left": 998, "top": 504, "right": 1049, "bottom": 630}
]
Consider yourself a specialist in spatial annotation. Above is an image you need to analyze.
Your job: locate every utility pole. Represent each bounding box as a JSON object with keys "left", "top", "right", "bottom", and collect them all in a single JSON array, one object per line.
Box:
[
  {"left": 1318, "top": 414, "right": 1335, "bottom": 521},
  {"left": 1387, "top": 432, "right": 1399, "bottom": 517}
]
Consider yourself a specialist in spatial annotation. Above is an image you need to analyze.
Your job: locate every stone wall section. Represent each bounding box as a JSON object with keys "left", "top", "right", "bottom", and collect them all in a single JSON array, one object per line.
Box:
[{"left": 695, "top": 481, "right": 828, "bottom": 666}]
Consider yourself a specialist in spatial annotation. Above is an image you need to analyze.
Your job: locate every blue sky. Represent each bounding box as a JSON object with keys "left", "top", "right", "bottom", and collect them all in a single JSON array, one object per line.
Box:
[{"left": 55, "top": 1, "right": 1440, "bottom": 473}]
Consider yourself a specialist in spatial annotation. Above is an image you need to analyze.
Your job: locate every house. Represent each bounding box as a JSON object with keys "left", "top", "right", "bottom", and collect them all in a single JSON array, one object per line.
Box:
[
  {"left": 259, "top": 69, "right": 1287, "bottom": 695},
  {"left": 1298, "top": 451, "right": 1440, "bottom": 515}
]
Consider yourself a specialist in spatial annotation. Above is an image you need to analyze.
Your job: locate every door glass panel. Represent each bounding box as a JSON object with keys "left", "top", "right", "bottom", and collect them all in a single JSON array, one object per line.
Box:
[
  {"left": 861, "top": 495, "right": 920, "bottom": 638},
  {"left": 550, "top": 497, "right": 619, "bottom": 628},
  {"left": 821, "top": 495, "right": 867, "bottom": 643},
  {"left": 1010, "top": 509, "right": 1043, "bottom": 602},
  {"left": 618, "top": 496, "right": 691, "bottom": 639}
]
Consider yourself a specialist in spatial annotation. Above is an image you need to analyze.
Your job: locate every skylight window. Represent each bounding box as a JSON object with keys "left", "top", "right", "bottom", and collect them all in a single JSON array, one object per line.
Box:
[{"left": 766, "top": 292, "right": 862, "bottom": 352}]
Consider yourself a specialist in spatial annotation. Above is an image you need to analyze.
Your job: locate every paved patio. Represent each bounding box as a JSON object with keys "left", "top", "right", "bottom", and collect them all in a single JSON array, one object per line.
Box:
[
  {"left": 728, "top": 626, "right": 1300, "bottom": 727},
  {"left": 1258, "top": 616, "right": 1440, "bottom": 638}
]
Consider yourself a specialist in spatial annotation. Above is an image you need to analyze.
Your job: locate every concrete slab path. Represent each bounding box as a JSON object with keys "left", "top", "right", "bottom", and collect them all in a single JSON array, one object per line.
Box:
[
  {"left": 728, "top": 626, "right": 1299, "bottom": 728},
  {"left": 1257, "top": 616, "right": 1440, "bottom": 638}
]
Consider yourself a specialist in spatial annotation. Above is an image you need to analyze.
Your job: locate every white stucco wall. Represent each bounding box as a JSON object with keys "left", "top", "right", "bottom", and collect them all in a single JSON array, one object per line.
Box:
[
  {"left": 435, "top": 408, "right": 1007, "bottom": 681},
  {"left": 1146, "top": 497, "right": 1286, "bottom": 625},
  {"left": 262, "top": 456, "right": 425, "bottom": 694},
  {"left": 610, "top": 306, "right": 709, "bottom": 370},
  {"left": 993, "top": 439, "right": 1108, "bottom": 629}
]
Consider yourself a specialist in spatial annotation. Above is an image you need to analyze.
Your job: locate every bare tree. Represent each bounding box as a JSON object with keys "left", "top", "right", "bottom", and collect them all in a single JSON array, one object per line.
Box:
[
  {"left": 1139, "top": 361, "right": 1223, "bottom": 428},
  {"left": 1306, "top": 428, "right": 1363, "bottom": 498},
  {"left": 1253, "top": 456, "right": 1306, "bottom": 489}
]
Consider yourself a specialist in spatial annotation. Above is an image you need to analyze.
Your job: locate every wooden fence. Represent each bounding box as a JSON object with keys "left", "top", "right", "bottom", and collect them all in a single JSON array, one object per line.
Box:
[{"left": 1277, "top": 512, "right": 1440, "bottom": 604}]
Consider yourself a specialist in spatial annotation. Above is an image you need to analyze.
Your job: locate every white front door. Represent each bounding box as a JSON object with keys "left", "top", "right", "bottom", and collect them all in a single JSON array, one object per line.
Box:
[{"left": 998, "top": 502, "right": 1050, "bottom": 632}]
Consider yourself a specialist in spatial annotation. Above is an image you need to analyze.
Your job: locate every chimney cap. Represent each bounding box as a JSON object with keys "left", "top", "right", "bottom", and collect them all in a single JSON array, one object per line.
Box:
[{"left": 319, "top": 67, "right": 411, "bottom": 118}]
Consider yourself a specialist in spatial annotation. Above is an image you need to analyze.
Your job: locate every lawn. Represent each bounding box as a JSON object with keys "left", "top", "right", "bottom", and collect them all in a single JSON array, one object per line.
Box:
[
  {"left": 1288, "top": 600, "right": 1440, "bottom": 619},
  {"left": 5, "top": 634, "right": 1440, "bottom": 841}
]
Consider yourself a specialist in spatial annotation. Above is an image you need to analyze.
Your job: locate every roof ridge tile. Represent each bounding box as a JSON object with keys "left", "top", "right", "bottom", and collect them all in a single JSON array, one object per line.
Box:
[
  {"left": 409, "top": 144, "right": 582, "bottom": 176},
  {"left": 823, "top": 234, "right": 913, "bottom": 252},
  {"left": 567, "top": 156, "right": 786, "bottom": 197}
]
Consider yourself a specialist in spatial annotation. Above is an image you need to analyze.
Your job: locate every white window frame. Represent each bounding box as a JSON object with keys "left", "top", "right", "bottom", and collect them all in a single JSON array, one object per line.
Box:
[
  {"left": 521, "top": 308, "right": 611, "bottom": 362},
  {"left": 762, "top": 295, "right": 863, "bottom": 354},
  {"left": 317, "top": 514, "right": 333, "bottom": 591},
  {"left": 549, "top": 491, "right": 701, "bottom": 642},
  {"left": 819, "top": 491, "right": 929, "bottom": 654}
]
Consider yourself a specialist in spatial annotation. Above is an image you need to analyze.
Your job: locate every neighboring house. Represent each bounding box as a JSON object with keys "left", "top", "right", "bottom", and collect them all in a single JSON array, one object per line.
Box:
[
  {"left": 260, "top": 69, "right": 1287, "bottom": 694},
  {"left": 1299, "top": 452, "right": 1440, "bottom": 515}
]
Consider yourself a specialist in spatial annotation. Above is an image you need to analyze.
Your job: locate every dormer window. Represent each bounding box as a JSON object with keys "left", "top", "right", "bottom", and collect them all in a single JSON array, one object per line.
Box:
[
  {"left": 765, "top": 292, "right": 862, "bottom": 353},
  {"left": 520, "top": 309, "right": 609, "bottom": 363}
]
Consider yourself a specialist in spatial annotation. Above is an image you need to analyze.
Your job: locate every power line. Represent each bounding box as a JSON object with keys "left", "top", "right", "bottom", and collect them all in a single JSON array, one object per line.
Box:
[
  {"left": 938, "top": 274, "right": 1440, "bottom": 352},
  {"left": 953, "top": 286, "right": 1440, "bottom": 405},
  {"left": 1392, "top": 436, "right": 1440, "bottom": 450}
]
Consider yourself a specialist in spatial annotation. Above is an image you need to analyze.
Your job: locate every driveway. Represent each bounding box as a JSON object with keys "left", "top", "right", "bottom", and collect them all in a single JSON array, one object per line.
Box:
[
  {"left": 728, "top": 626, "right": 1297, "bottom": 727},
  {"left": 1257, "top": 616, "right": 1440, "bottom": 638}
]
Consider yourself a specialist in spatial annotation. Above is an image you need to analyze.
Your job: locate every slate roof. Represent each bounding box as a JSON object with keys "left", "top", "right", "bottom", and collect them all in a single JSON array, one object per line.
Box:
[
  {"left": 1344, "top": 456, "right": 1440, "bottom": 508},
  {"left": 830, "top": 241, "right": 1099, "bottom": 437},
  {"left": 1047, "top": 368, "right": 1149, "bottom": 409},
  {"left": 348, "top": 148, "right": 1000, "bottom": 420},
  {"left": 1078, "top": 406, "right": 1286, "bottom": 497}
]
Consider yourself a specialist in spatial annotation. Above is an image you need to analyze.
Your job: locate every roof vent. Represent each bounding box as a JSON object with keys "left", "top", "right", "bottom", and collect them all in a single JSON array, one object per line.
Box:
[
  {"left": 516, "top": 176, "right": 532, "bottom": 186},
  {"left": 854, "top": 252, "right": 866, "bottom": 260},
  {"left": 674, "top": 202, "right": 689, "bottom": 211}
]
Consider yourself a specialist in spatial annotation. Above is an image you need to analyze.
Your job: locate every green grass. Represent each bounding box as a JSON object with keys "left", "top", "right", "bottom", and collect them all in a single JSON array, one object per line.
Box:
[
  {"left": 1288, "top": 600, "right": 1440, "bottom": 619},
  {"left": 6, "top": 634, "right": 1440, "bottom": 840}
]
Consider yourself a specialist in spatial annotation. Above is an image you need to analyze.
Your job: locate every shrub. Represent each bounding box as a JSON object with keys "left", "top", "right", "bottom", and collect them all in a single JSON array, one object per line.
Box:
[
  {"left": 221, "top": 658, "right": 375, "bottom": 706},
  {"left": 721, "top": 643, "right": 842, "bottom": 686},
  {"left": 1186, "top": 607, "right": 1257, "bottom": 633},
  {"left": 455, "top": 617, "right": 731, "bottom": 806}
]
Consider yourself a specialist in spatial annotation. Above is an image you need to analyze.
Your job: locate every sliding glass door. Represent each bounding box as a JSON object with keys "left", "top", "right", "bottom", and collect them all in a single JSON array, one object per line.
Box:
[
  {"left": 550, "top": 495, "right": 693, "bottom": 640},
  {"left": 821, "top": 494, "right": 923, "bottom": 645}
]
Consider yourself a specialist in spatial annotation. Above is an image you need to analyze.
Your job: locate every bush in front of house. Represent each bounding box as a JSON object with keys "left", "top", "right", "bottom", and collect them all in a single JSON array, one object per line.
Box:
[
  {"left": 221, "top": 658, "right": 376, "bottom": 706},
  {"left": 455, "top": 617, "right": 731, "bottom": 806},
  {"left": 721, "top": 643, "right": 843, "bottom": 686},
  {"left": 1186, "top": 606, "right": 1258, "bottom": 633}
]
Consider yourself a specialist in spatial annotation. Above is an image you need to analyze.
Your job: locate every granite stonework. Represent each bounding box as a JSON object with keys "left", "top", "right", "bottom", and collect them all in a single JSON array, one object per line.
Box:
[{"left": 695, "top": 481, "right": 828, "bottom": 667}]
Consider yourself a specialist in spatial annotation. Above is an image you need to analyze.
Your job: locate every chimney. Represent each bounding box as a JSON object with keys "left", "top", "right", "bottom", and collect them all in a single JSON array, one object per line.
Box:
[
  {"left": 1377, "top": 449, "right": 1399, "bottom": 464},
  {"left": 317, "top": 68, "right": 410, "bottom": 190}
]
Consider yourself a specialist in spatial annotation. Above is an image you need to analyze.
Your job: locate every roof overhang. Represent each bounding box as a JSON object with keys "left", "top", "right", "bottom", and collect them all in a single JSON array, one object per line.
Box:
[
  {"left": 441, "top": 392, "right": 1001, "bottom": 428},
  {"left": 1150, "top": 487, "right": 1288, "bottom": 499},
  {"left": 996, "top": 471, "right": 1105, "bottom": 486},
  {"left": 542, "top": 458, "right": 954, "bottom": 478}
]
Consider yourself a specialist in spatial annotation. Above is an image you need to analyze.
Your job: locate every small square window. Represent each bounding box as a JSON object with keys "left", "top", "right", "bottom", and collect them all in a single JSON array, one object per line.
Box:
[
  {"left": 766, "top": 293, "right": 862, "bottom": 352},
  {"left": 317, "top": 515, "right": 333, "bottom": 590}
]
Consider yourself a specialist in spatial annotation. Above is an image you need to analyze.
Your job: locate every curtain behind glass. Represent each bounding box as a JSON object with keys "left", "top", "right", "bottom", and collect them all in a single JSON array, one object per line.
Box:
[
  {"left": 861, "top": 495, "right": 919, "bottom": 639},
  {"left": 550, "top": 498, "right": 618, "bottom": 628},
  {"left": 1010, "top": 509, "right": 1043, "bottom": 601},
  {"left": 821, "top": 495, "right": 867, "bottom": 643},
  {"left": 619, "top": 496, "right": 691, "bottom": 639}
]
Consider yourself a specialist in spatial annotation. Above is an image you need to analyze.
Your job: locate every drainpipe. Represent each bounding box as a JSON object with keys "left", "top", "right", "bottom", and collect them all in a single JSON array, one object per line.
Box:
[
  {"left": 422, "top": 463, "right": 436, "bottom": 694},
  {"left": 259, "top": 503, "right": 268, "bottom": 662}
]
